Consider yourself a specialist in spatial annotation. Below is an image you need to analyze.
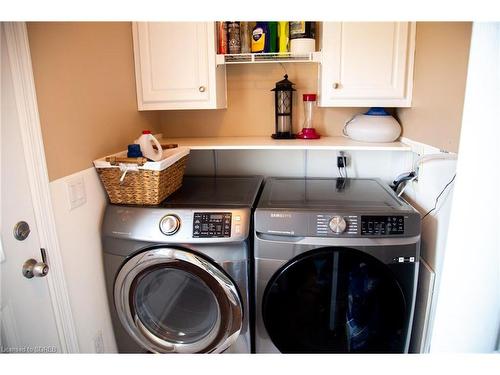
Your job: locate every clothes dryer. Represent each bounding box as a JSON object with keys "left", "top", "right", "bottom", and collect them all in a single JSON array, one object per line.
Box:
[
  {"left": 102, "top": 176, "right": 263, "bottom": 353},
  {"left": 254, "top": 178, "right": 420, "bottom": 353}
]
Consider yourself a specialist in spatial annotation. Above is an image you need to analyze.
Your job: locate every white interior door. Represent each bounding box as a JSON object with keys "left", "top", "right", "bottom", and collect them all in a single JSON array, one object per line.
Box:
[{"left": 1, "top": 23, "right": 65, "bottom": 353}]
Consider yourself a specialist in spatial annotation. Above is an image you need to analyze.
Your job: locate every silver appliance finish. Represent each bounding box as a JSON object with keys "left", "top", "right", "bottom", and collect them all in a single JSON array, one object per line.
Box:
[
  {"left": 254, "top": 177, "right": 421, "bottom": 353},
  {"left": 102, "top": 176, "right": 262, "bottom": 353}
]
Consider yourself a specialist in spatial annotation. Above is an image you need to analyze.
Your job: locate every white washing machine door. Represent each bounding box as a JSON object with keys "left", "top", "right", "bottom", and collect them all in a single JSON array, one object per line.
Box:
[{"left": 114, "top": 247, "right": 243, "bottom": 353}]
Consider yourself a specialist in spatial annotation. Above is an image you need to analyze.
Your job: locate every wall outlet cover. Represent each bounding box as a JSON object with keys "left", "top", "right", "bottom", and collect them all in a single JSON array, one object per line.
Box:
[{"left": 66, "top": 176, "right": 87, "bottom": 210}]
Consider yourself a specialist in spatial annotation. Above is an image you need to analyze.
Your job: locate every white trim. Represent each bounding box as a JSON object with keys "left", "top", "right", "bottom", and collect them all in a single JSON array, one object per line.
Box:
[
  {"left": 418, "top": 257, "right": 436, "bottom": 353},
  {"left": 145, "top": 136, "right": 411, "bottom": 151},
  {"left": 399, "top": 136, "right": 456, "bottom": 156},
  {"left": 3, "top": 22, "right": 80, "bottom": 352},
  {"left": 404, "top": 22, "right": 416, "bottom": 108}
]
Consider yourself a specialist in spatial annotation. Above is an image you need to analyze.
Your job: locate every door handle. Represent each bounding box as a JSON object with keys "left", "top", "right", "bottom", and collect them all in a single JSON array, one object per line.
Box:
[
  {"left": 255, "top": 232, "right": 306, "bottom": 243},
  {"left": 22, "top": 248, "right": 49, "bottom": 279}
]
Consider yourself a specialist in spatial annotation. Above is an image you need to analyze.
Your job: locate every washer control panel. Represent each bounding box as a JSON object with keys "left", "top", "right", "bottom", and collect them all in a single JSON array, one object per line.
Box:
[
  {"left": 193, "top": 212, "right": 232, "bottom": 238},
  {"left": 316, "top": 215, "right": 358, "bottom": 236},
  {"left": 361, "top": 215, "right": 404, "bottom": 235}
]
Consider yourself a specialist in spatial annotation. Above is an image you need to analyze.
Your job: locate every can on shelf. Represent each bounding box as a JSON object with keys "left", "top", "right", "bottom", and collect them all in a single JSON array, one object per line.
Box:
[
  {"left": 228, "top": 21, "right": 241, "bottom": 54},
  {"left": 217, "top": 21, "right": 228, "bottom": 54}
]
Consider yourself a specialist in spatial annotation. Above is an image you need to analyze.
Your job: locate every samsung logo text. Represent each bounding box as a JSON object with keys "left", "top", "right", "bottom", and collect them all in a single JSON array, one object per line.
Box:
[{"left": 270, "top": 213, "right": 292, "bottom": 219}]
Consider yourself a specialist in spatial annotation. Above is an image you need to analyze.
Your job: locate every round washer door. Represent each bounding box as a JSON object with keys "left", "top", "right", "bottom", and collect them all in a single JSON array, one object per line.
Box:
[
  {"left": 262, "top": 247, "right": 407, "bottom": 353},
  {"left": 115, "top": 247, "right": 243, "bottom": 353}
]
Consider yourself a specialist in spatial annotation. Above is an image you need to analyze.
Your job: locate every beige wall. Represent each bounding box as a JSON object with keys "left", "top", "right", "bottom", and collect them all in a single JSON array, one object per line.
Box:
[
  {"left": 160, "top": 63, "right": 365, "bottom": 138},
  {"left": 397, "top": 22, "right": 472, "bottom": 153},
  {"left": 28, "top": 22, "right": 159, "bottom": 181}
]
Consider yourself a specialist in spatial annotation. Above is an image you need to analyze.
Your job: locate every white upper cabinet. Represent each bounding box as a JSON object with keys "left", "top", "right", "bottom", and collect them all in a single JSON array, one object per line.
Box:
[
  {"left": 318, "top": 22, "right": 416, "bottom": 107},
  {"left": 133, "top": 22, "right": 227, "bottom": 110}
]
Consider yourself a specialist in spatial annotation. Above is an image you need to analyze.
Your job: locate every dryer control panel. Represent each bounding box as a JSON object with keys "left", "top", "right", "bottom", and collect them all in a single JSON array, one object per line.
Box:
[{"left": 193, "top": 212, "right": 232, "bottom": 238}]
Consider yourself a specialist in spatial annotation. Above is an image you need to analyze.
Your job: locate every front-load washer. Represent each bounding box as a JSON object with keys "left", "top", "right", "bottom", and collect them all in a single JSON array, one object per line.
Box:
[
  {"left": 254, "top": 178, "right": 420, "bottom": 353},
  {"left": 102, "top": 176, "right": 263, "bottom": 353}
]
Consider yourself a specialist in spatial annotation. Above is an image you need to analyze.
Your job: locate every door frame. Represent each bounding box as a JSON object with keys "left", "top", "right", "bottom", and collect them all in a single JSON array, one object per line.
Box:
[{"left": 2, "top": 22, "right": 79, "bottom": 352}]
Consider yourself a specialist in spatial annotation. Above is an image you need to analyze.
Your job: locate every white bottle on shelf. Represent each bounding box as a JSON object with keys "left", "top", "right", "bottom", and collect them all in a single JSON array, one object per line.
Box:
[{"left": 135, "top": 130, "right": 163, "bottom": 161}]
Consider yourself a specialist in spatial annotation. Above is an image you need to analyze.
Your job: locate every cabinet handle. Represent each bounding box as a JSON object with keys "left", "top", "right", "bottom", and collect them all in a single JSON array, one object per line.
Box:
[
  {"left": 199, "top": 86, "right": 206, "bottom": 92},
  {"left": 333, "top": 82, "right": 340, "bottom": 89}
]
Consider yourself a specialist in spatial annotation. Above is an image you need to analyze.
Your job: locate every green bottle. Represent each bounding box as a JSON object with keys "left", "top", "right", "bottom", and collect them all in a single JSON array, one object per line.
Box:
[{"left": 267, "top": 22, "right": 278, "bottom": 53}]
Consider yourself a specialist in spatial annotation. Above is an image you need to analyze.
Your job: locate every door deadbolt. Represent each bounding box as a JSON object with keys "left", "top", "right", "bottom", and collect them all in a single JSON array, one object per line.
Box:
[
  {"left": 23, "top": 248, "right": 49, "bottom": 279},
  {"left": 14, "top": 221, "right": 31, "bottom": 241}
]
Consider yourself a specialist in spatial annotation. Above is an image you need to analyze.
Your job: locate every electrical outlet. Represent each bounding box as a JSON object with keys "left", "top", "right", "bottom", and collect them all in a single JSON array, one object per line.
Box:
[
  {"left": 93, "top": 330, "right": 104, "bottom": 353},
  {"left": 337, "top": 151, "right": 348, "bottom": 168}
]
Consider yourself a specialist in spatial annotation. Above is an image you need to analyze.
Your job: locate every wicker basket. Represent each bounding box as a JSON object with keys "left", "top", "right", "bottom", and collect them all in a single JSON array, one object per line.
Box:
[{"left": 94, "top": 147, "right": 189, "bottom": 205}]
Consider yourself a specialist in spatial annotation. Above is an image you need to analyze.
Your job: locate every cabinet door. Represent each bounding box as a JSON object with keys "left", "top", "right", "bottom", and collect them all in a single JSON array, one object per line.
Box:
[
  {"left": 319, "top": 22, "right": 415, "bottom": 107},
  {"left": 133, "top": 22, "right": 226, "bottom": 110}
]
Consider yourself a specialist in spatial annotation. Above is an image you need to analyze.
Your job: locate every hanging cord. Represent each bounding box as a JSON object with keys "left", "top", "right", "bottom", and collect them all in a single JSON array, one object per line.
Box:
[
  {"left": 413, "top": 153, "right": 458, "bottom": 176},
  {"left": 342, "top": 115, "right": 356, "bottom": 138},
  {"left": 392, "top": 153, "right": 457, "bottom": 194},
  {"left": 337, "top": 166, "right": 347, "bottom": 179},
  {"left": 397, "top": 175, "right": 417, "bottom": 197},
  {"left": 421, "top": 173, "right": 457, "bottom": 220},
  {"left": 337, "top": 151, "right": 348, "bottom": 179},
  {"left": 279, "top": 62, "right": 288, "bottom": 76}
]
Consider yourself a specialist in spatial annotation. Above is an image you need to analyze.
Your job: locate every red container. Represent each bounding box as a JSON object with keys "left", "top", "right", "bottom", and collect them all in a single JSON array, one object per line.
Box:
[
  {"left": 296, "top": 93, "right": 320, "bottom": 139},
  {"left": 217, "top": 22, "right": 228, "bottom": 54}
]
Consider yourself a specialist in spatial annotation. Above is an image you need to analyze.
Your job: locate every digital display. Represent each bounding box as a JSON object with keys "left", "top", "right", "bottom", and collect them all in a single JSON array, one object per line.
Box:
[
  {"left": 193, "top": 212, "right": 231, "bottom": 238},
  {"left": 361, "top": 216, "right": 404, "bottom": 235}
]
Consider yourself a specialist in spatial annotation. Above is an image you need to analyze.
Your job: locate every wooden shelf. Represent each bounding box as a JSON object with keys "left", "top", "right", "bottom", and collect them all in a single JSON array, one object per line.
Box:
[{"left": 159, "top": 136, "right": 411, "bottom": 151}]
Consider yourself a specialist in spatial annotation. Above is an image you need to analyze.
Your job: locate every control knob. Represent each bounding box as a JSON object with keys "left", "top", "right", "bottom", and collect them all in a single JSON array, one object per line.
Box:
[
  {"left": 329, "top": 216, "right": 347, "bottom": 234},
  {"left": 160, "top": 215, "right": 180, "bottom": 235}
]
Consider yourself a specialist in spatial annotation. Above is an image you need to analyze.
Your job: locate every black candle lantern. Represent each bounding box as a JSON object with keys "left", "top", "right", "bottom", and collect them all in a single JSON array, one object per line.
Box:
[{"left": 271, "top": 74, "right": 296, "bottom": 139}]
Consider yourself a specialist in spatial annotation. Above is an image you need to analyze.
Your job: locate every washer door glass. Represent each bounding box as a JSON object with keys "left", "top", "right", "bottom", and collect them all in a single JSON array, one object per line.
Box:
[
  {"left": 262, "top": 247, "right": 406, "bottom": 353},
  {"left": 115, "top": 248, "right": 243, "bottom": 353},
  {"left": 133, "top": 267, "right": 219, "bottom": 344}
]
